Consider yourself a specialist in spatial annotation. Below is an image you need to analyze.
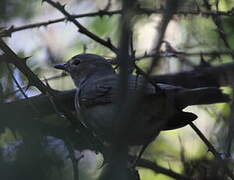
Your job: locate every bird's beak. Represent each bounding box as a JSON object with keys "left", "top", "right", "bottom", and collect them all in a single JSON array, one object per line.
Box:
[{"left": 54, "top": 63, "right": 67, "bottom": 71}]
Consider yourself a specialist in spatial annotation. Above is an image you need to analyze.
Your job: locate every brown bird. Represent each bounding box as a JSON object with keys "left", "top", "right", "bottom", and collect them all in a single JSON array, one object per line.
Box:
[{"left": 54, "top": 53, "right": 229, "bottom": 146}]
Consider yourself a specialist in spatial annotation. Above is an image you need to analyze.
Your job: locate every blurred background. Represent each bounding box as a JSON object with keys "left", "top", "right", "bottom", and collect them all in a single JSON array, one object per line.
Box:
[{"left": 0, "top": 0, "right": 234, "bottom": 179}]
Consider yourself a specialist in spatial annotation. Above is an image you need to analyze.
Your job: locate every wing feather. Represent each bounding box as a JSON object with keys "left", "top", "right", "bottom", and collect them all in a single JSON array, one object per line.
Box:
[{"left": 79, "top": 75, "right": 157, "bottom": 107}]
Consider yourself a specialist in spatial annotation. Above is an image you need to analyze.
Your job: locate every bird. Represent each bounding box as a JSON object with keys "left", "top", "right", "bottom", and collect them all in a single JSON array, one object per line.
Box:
[{"left": 54, "top": 53, "right": 229, "bottom": 146}]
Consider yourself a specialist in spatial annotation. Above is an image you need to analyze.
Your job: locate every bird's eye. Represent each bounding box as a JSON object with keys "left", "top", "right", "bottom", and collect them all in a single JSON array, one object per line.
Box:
[{"left": 73, "top": 60, "right": 80, "bottom": 65}]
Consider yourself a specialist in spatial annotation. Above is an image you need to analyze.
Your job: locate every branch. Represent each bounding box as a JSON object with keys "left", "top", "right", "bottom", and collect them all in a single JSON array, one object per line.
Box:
[
  {"left": 43, "top": 0, "right": 118, "bottom": 53},
  {"left": 0, "top": 10, "right": 122, "bottom": 37},
  {"left": 1, "top": 7, "right": 234, "bottom": 37},
  {"left": 0, "top": 39, "right": 53, "bottom": 94},
  {"left": 135, "top": 50, "right": 234, "bottom": 61},
  {"left": 150, "top": 62, "right": 234, "bottom": 88},
  {"left": 129, "top": 157, "right": 193, "bottom": 180}
]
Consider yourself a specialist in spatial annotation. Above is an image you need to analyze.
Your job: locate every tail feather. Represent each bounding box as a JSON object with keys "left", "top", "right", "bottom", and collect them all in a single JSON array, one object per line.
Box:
[
  {"left": 163, "top": 112, "right": 197, "bottom": 130},
  {"left": 176, "top": 87, "right": 230, "bottom": 108}
]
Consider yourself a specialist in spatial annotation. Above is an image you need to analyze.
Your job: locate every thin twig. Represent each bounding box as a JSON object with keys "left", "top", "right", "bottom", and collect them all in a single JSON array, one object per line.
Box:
[
  {"left": 6, "top": 63, "right": 30, "bottom": 100},
  {"left": 0, "top": 10, "right": 122, "bottom": 37},
  {"left": 135, "top": 50, "right": 234, "bottom": 61},
  {"left": 107, "top": 49, "right": 234, "bottom": 65},
  {"left": 189, "top": 122, "right": 221, "bottom": 158}
]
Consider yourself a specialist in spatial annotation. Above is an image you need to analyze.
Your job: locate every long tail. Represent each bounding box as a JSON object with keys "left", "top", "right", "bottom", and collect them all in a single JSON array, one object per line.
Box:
[{"left": 175, "top": 87, "right": 230, "bottom": 108}]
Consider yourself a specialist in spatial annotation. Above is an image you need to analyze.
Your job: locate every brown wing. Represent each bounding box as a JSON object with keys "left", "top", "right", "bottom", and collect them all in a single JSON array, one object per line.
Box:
[{"left": 78, "top": 74, "right": 158, "bottom": 107}]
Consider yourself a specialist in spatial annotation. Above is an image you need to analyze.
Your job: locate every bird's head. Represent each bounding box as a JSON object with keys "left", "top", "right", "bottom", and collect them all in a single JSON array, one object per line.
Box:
[{"left": 54, "top": 53, "right": 115, "bottom": 87}]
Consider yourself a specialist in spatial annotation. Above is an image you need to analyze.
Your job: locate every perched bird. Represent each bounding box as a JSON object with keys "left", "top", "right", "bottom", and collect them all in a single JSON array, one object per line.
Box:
[{"left": 54, "top": 53, "right": 229, "bottom": 146}]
